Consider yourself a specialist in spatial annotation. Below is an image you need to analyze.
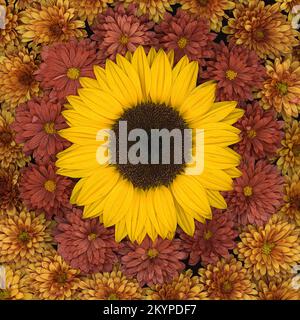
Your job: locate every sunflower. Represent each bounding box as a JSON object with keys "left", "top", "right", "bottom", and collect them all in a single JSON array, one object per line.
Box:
[
  {"left": 16, "top": 0, "right": 86, "bottom": 45},
  {"left": 57, "top": 47, "right": 243, "bottom": 243}
]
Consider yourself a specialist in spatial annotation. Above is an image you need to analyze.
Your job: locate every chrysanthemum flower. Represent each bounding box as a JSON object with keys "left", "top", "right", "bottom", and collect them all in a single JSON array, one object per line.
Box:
[
  {"left": 0, "top": 168, "right": 20, "bottom": 215},
  {"left": 0, "top": 48, "right": 40, "bottom": 108},
  {"left": 35, "top": 39, "right": 100, "bottom": 100},
  {"left": 56, "top": 47, "right": 243, "bottom": 243},
  {"left": 12, "top": 96, "right": 69, "bottom": 162},
  {"left": 154, "top": 9, "right": 216, "bottom": 68},
  {"left": 280, "top": 174, "right": 300, "bottom": 226},
  {"left": 0, "top": 209, "right": 53, "bottom": 265},
  {"left": 178, "top": 0, "right": 235, "bottom": 32},
  {"left": 203, "top": 42, "right": 266, "bottom": 102},
  {"left": 0, "top": 110, "right": 29, "bottom": 169},
  {"left": 120, "top": 236, "right": 186, "bottom": 286},
  {"left": 260, "top": 57, "right": 300, "bottom": 118},
  {"left": 0, "top": 4, "right": 19, "bottom": 50},
  {"left": 120, "top": 0, "right": 174, "bottom": 23},
  {"left": 19, "top": 162, "right": 73, "bottom": 218},
  {"left": 223, "top": 0, "right": 299, "bottom": 58},
  {"left": 226, "top": 160, "right": 284, "bottom": 226},
  {"left": 179, "top": 210, "right": 237, "bottom": 265},
  {"left": 257, "top": 278, "right": 300, "bottom": 300},
  {"left": 54, "top": 207, "right": 119, "bottom": 274},
  {"left": 0, "top": 265, "right": 32, "bottom": 300},
  {"left": 78, "top": 268, "right": 143, "bottom": 300},
  {"left": 17, "top": 0, "right": 86, "bottom": 44},
  {"left": 198, "top": 256, "right": 257, "bottom": 300},
  {"left": 70, "top": 0, "right": 112, "bottom": 24},
  {"left": 235, "top": 215, "right": 300, "bottom": 280},
  {"left": 276, "top": 0, "right": 300, "bottom": 12},
  {"left": 91, "top": 4, "right": 156, "bottom": 62},
  {"left": 26, "top": 253, "right": 80, "bottom": 300},
  {"left": 277, "top": 120, "right": 300, "bottom": 176},
  {"left": 145, "top": 270, "right": 207, "bottom": 300},
  {"left": 235, "top": 102, "right": 283, "bottom": 160}
]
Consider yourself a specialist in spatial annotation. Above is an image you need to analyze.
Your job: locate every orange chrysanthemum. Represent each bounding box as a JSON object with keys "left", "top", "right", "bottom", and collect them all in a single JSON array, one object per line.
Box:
[
  {"left": 199, "top": 256, "right": 257, "bottom": 300},
  {"left": 258, "top": 278, "right": 300, "bottom": 300},
  {"left": 17, "top": 0, "right": 86, "bottom": 44},
  {"left": 78, "top": 268, "right": 144, "bottom": 300},
  {"left": 223, "top": 0, "right": 299, "bottom": 58},
  {"left": 0, "top": 4, "right": 19, "bottom": 50},
  {"left": 0, "top": 209, "right": 53, "bottom": 266},
  {"left": 70, "top": 0, "right": 113, "bottom": 24},
  {"left": 235, "top": 215, "right": 300, "bottom": 280},
  {"left": 277, "top": 120, "right": 300, "bottom": 176},
  {"left": 121, "top": 0, "right": 175, "bottom": 22},
  {"left": 260, "top": 57, "right": 300, "bottom": 118},
  {"left": 280, "top": 174, "right": 300, "bottom": 226},
  {"left": 145, "top": 270, "right": 207, "bottom": 300},
  {"left": 0, "top": 110, "right": 29, "bottom": 169},
  {"left": 25, "top": 253, "right": 80, "bottom": 300},
  {"left": 179, "top": 0, "right": 235, "bottom": 32},
  {"left": 0, "top": 48, "right": 40, "bottom": 108}
]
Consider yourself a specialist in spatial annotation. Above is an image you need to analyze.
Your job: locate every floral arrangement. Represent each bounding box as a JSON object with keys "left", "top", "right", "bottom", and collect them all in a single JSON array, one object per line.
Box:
[{"left": 0, "top": 0, "right": 300, "bottom": 300}]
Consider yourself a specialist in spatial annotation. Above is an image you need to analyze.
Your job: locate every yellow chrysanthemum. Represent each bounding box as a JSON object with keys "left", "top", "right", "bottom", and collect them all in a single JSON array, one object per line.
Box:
[
  {"left": 16, "top": 0, "right": 86, "bottom": 44},
  {"left": 179, "top": 0, "right": 236, "bottom": 32},
  {"left": 0, "top": 4, "right": 20, "bottom": 50},
  {"left": 70, "top": 0, "right": 113, "bottom": 24},
  {"left": 258, "top": 278, "right": 300, "bottom": 300},
  {"left": 0, "top": 265, "right": 32, "bottom": 300},
  {"left": 276, "top": 0, "right": 300, "bottom": 13},
  {"left": 57, "top": 47, "right": 243, "bottom": 244},
  {"left": 121, "top": 0, "right": 175, "bottom": 22}
]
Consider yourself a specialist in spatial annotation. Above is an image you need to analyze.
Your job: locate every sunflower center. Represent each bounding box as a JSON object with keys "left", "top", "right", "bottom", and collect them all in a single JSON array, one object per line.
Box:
[
  {"left": 225, "top": 69, "right": 238, "bottom": 81},
  {"left": 67, "top": 67, "right": 81, "bottom": 80},
  {"left": 55, "top": 272, "right": 68, "bottom": 284},
  {"left": 276, "top": 82, "right": 288, "bottom": 95},
  {"left": 243, "top": 186, "right": 253, "bottom": 197},
  {"left": 44, "top": 180, "right": 56, "bottom": 193},
  {"left": 262, "top": 242, "right": 275, "bottom": 255},
  {"left": 108, "top": 293, "right": 119, "bottom": 300},
  {"left": 44, "top": 122, "right": 57, "bottom": 134},
  {"left": 147, "top": 248, "right": 159, "bottom": 259},
  {"left": 0, "top": 131, "right": 13, "bottom": 145},
  {"left": 221, "top": 280, "right": 233, "bottom": 294},
  {"left": 18, "top": 231, "right": 31, "bottom": 243},
  {"left": 203, "top": 230, "right": 213, "bottom": 240},
  {"left": 119, "top": 34, "right": 129, "bottom": 45},
  {"left": 88, "top": 233, "right": 98, "bottom": 241},
  {"left": 177, "top": 37, "right": 188, "bottom": 49},
  {"left": 247, "top": 129, "right": 257, "bottom": 138},
  {"left": 112, "top": 103, "right": 189, "bottom": 190},
  {"left": 0, "top": 289, "right": 10, "bottom": 300},
  {"left": 18, "top": 71, "right": 34, "bottom": 86}
]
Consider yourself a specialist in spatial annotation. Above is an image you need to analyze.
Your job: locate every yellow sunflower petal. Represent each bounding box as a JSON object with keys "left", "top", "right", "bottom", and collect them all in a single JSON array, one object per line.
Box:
[{"left": 206, "top": 190, "right": 227, "bottom": 209}]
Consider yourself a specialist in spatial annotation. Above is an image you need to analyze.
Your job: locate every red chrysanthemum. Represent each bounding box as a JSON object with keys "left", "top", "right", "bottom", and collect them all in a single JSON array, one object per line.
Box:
[
  {"left": 54, "top": 207, "right": 119, "bottom": 274},
  {"left": 154, "top": 9, "right": 216, "bottom": 67},
  {"left": 179, "top": 210, "right": 238, "bottom": 265},
  {"left": 19, "top": 162, "right": 73, "bottom": 218},
  {"left": 91, "top": 4, "right": 157, "bottom": 62},
  {"left": 11, "top": 95, "right": 70, "bottom": 162},
  {"left": 226, "top": 160, "right": 284, "bottom": 226},
  {"left": 119, "top": 236, "right": 187, "bottom": 286},
  {"left": 203, "top": 42, "right": 266, "bottom": 102},
  {"left": 235, "top": 102, "right": 284, "bottom": 160},
  {"left": 35, "top": 39, "right": 99, "bottom": 100}
]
